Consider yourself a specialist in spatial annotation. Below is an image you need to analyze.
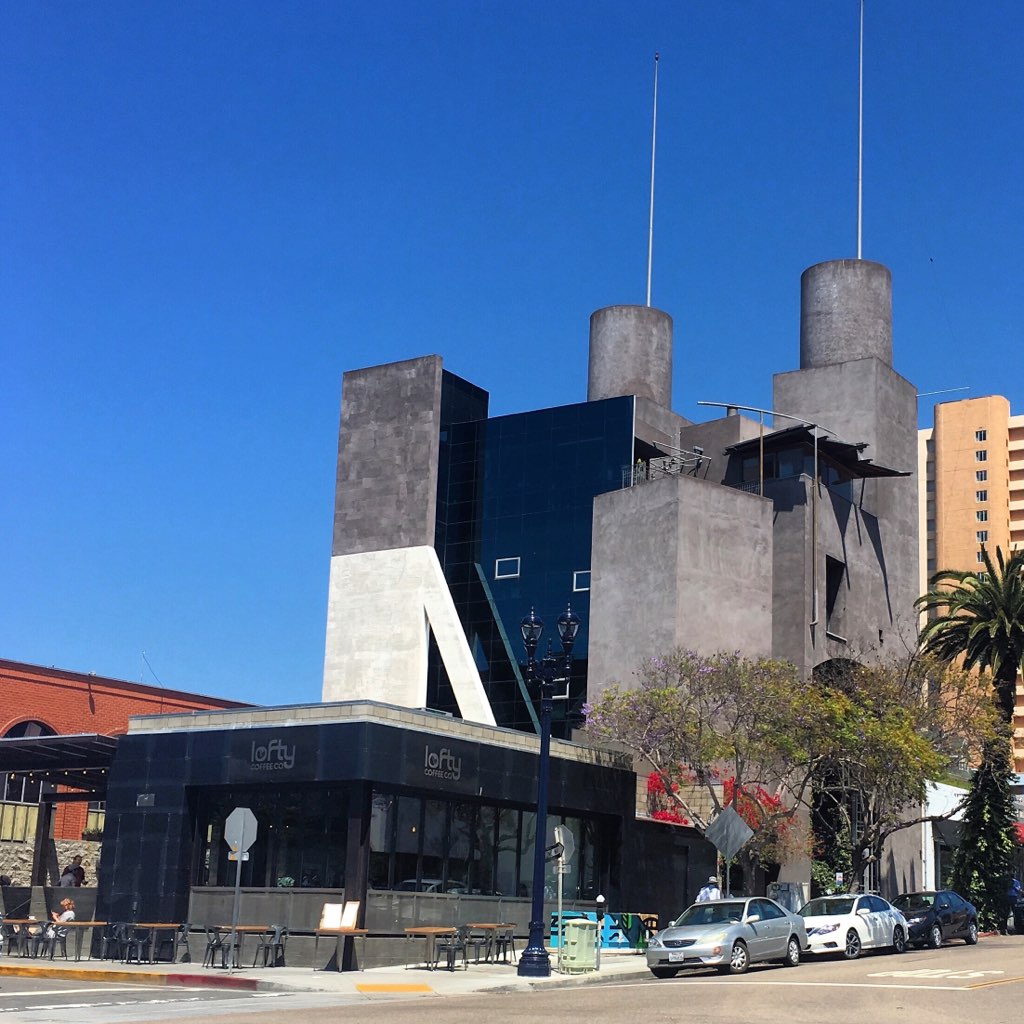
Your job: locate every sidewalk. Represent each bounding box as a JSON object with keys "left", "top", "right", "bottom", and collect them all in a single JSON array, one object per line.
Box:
[{"left": 0, "top": 949, "right": 650, "bottom": 998}]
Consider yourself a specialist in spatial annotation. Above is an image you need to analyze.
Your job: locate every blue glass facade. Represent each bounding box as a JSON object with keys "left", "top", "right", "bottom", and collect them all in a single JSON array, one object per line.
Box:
[{"left": 429, "top": 381, "right": 635, "bottom": 736}]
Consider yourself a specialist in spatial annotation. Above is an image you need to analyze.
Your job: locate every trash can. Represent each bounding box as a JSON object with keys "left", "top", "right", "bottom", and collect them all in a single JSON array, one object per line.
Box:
[{"left": 559, "top": 918, "right": 597, "bottom": 973}]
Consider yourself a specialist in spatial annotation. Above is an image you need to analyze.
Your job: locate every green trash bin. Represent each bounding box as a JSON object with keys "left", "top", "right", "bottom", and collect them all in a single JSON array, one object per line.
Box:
[{"left": 560, "top": 918, "right": 597, "bottom": 973}]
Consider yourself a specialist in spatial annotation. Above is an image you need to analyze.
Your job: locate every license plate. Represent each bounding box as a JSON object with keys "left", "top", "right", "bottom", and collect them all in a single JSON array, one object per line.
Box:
[{"left": 668, "top": 951, "right": 687, "bottom": 962}]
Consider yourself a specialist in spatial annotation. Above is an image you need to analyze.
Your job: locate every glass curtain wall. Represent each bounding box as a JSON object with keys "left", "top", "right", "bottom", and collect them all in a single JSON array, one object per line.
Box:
[{"left": 368, "top": 787, "right": 607, "bottom": 899}]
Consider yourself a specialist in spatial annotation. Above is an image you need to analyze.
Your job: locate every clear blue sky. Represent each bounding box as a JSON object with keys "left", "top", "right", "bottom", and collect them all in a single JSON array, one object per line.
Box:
[{"left": 2, "top": 2, "right": 1021, "bottom": 706}]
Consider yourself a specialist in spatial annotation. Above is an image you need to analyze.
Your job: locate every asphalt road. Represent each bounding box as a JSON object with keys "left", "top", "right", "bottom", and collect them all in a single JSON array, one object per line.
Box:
[{"left": 2, "top": 936, "right": 1022, "bottom": 1024}]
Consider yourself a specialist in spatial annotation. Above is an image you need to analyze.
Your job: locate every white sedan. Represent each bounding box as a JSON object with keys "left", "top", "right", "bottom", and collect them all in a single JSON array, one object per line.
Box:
[{"left": 797, "top": 894, "right": 909, "bottom": 959}]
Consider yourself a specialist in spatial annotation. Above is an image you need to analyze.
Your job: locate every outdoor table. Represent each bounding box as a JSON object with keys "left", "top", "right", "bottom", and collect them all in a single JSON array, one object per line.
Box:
[
  {"left": 404, "top": 926, "right": 457, "bottom": 970},
  {"left": 313, "top": 926, "right": 369, "bottom": 972},
  {"left": 57, "top": 920, "right": 107, "bottom": 961},
  {"left": 214, "top": 924, "right": 270, "bottom": 968}
]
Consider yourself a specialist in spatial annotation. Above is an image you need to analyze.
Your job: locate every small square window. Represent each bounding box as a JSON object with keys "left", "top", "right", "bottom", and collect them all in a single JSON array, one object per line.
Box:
[
  {"left": 978, "top": 572, "right": 989, "bottom": 582},
  {"left": 494, "top": 557, "right": 520, "bottom": 579},
  {"left": 975, "top": 429, "right": 987, "bottom": 442},
  {"left": 926, "top": 479, "right": 936, "bottom": 492},
  {"left": 977, "top": 510, "right": 988, "bottom": 522},
  {"left": 977, "top": 551, "right": 985, "bottom": 563},
  {"left": 926, "top": 519, "right": 936, "bottom": 532},
  {"left": 976, "top": 470, "right": 988, "bottom": 482},
  {"left": 976, "top": 450, "right": 988, "bottom": 462},
  {"left": 977, "top": 530, "right": 988, "bottom": 542},
  {"left": 976, "top": 490, "right": 988, "bottom": 502},
  {"left": 572, "top": 570, "right": 591, "bottom": 593}
]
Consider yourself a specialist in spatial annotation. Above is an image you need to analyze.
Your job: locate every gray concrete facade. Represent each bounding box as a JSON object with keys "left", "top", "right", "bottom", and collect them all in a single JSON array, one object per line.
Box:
[
  {"left": 799, "top": 259, "right": 892, "bottom": 369},
  {"left": 588, "top": 305, "right": 673, "bottom": 408},
  {"left": 587, "top": 474, "right": 774, "bottom": 701},
  {"left": 332, "top": 355, "right": 444, "bottom": 556}
]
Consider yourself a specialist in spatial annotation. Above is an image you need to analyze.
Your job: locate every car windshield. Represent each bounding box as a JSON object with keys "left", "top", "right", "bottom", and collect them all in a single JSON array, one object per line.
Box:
[
  {"left": 893, "top": 893, "right": 934, "bottom": 912},
  {"left": 799, "top": 897, "right": 855, "bottom": 917},
  {"left": 674, "top": 902, "right": 747, "bottom": 927}
]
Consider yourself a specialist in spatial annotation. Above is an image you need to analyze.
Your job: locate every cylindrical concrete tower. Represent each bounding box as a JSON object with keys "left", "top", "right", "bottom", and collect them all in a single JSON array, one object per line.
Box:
[
  {"left": 588, "top": 305, "right": 673, "bottom": 407},
  {"left": 800, "top": 259, "right": 892, "bottom": 369}
]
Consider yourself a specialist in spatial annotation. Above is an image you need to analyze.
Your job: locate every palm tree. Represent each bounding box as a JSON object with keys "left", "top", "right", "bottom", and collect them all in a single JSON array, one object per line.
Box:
[{"left": 915, "top": 545, "right": 1024, "bottom": 723}]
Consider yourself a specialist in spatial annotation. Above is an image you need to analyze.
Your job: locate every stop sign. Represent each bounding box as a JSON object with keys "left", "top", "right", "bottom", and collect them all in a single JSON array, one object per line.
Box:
[{"left": 224, "top": 806, "right": 258, "bottom": 853}]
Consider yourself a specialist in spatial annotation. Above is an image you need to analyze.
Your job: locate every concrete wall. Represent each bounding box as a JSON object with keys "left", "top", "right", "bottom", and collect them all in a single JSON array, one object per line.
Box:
[
  {"left": 332, "top": 356, "right": 444, "bottom": 556},
  {"left": 773, "top": 357, "right": 920, "bottom": 656},
  {"left": 678, "top": 414, "right": 764, "bottom": 484},
  {"left": 588, "top": 474, "right": 774, "bottom": 702},
  {"left": 588, "top": 305, "right": 673, "bottom": 408}
]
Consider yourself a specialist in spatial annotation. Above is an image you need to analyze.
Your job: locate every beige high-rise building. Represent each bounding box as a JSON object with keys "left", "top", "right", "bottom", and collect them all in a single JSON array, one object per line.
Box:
[{"left": 919, "top": 395, "right": 1024, "bottom": 772}]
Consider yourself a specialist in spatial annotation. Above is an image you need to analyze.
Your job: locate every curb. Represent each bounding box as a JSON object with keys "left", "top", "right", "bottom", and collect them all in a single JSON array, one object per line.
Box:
[{"left": 0, "top": 964, "right": 259, "bottom": 991}]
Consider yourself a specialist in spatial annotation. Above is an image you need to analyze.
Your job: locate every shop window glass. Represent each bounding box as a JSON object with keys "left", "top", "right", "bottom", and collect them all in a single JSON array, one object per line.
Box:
[
  {"left": 420, "top": 798, "right": 448, "bottom": 884},
  {"left": 393, "top": 796, "right": 422, "bottom": 888},
  {"left": 369, "top": 791, "right": 397, "bottom": 890},
  {"left": 496, "top": 808, "right": 520, "bottom": 897},
  {"left": 519, "top": 811, "right": 538, "bottom": 897}
]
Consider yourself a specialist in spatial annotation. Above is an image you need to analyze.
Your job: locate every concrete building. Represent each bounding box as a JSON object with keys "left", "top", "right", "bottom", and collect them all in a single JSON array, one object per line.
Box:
[
  {"left": 919, "top": 395, "right": 1024, "bottom": 772},
  {"left": 322, "top": 258, "right": 921, "bottom": 895},
  {"left": 325, "top": 259, "right": 919, "bottom": 719}
]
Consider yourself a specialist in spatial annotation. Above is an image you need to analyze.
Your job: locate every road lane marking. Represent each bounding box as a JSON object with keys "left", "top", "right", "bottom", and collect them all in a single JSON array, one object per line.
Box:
[
  {"left": 0, "top": 987, "right": 154, "bottom": 999},
  {"left": 596, "top": 979, "right": 976, "bottom": 991},
  {"left": 870, "top": 969, "right": 1003, "bottom": 980},
  {"left": 966, "top": 975, "right": 1024, "bottom": 990}
]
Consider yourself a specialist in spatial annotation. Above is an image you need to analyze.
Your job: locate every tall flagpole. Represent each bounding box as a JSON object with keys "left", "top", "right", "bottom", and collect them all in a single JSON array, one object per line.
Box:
[
  {"left": 857, "top": 0, "right": 864, "bottom": 259},
  {"left": 646, "top": 52, "right": 659, "bottom": 307}
]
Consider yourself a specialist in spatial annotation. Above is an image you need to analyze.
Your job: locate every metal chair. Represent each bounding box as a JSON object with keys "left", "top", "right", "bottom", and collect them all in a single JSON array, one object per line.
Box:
[
  {"left": 252, "top": 924, "right": 288, "bottom": 967},
  {"left": 433, "top": 925, "right": 472, "bottom": 971},
  {"left": 122, "top": 926, "right": 153, "bottom": 964},
  {"left": 493, "top": 925, "right": 517, "bottom": 964},
  {"left": 44, "top": 926, "right": 70, "bottom": 961},
  {"left": 153, "top": 923, "right": 190, "bottom": 963},
  {"left": 98, "top": 923, "right": 128, "bottom": 960},
  {"left": 202, "top": 926, "right": 239, "bottom": 969}
]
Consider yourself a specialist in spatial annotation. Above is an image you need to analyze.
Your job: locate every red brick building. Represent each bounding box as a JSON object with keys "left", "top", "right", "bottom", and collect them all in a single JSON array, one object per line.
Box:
[{"left": 0, "top": 658, "right": 248, "bottom": 846}]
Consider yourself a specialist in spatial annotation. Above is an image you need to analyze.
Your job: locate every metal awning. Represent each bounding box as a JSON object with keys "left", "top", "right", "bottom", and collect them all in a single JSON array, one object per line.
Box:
[
  {"left": 724, "top": 424, "right": 911, "bottom": 479},
  {"left": 0, "top": 733, "right": 119, "bottom": 794}
]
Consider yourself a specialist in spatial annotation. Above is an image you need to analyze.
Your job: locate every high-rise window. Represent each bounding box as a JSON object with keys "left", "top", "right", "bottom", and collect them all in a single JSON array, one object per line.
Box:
[
  {"left": 976, "top": 450, "right": 988, "bottom": 462},
  {"left": 977, "top": 551, "right": 985, "bottom": 562},
  {"left": 976, "top": 470, "right": 988, "bottom": 482},
  {"left": 977, "top": 531, "right": 989, "bottom": 542},
  {"left": 977, "top": 490, "right": 988, "bottom": 502},
  {"left": 977, "top": 510, "right": 989, "bottom": 522},
  {"left": 975, "top": 429, "right": 987, "bottom": 442}
]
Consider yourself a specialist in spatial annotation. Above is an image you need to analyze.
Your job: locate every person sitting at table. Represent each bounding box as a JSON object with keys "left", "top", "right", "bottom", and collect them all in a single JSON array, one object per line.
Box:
[{"left": 46, "top": 899, "right": 75, "bottom": 940}]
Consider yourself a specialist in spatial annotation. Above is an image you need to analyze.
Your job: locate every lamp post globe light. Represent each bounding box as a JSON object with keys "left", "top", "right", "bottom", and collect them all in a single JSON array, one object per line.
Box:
[{"left": 517, "top": 603, "right": 581, "bottom": 978}]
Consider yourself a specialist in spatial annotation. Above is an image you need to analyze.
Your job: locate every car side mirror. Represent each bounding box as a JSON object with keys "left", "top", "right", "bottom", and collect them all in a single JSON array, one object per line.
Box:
[
  {"left": 743, "top": 914, "right": 760, "bottom": 924},
  {"left": 857, "top": 908, "right": 872, "bottom": 916},
  {"left": 937, "top": 903, "right": 949, "bottom": 910}
]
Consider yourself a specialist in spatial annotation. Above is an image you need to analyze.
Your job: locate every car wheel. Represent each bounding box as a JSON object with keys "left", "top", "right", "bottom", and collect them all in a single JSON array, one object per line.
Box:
[
  {"left": 928, "top": 923, "right": 943, "bottom": 949},
  {"left": 843, "top": 928, "right": 862, "bottom": 959},
  {"left": 724, "top": 941, "right": 749, "bottom": 974},
  {"left": 782, "top": 935, "right": 801, "bottom": 967},
  {"left": 964, "top": 920, "right": 978, "bottom": 945},
  {"left": 892, "top": 926, "right": 906, "bottom": 954},
  {"left": 650, "top": 966, "right": 679, "bottom": 979}
]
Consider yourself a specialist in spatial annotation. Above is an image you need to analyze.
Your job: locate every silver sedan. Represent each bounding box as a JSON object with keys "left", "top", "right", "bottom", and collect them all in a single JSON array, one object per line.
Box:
[{"left": 646, "top": 896, "right": 809, "bottom": 977}]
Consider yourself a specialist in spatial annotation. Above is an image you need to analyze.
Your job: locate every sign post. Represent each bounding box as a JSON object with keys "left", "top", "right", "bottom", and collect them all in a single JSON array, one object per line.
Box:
[
  {"left": 553, "top": 824, "right": 575, "bottom": 973},
  {"left": 224, "top": 807, "right": 258, "bottom": 971}
]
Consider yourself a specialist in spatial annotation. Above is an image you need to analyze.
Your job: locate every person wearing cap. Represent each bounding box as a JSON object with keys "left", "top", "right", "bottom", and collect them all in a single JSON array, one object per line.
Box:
[{"left": 696, "top": 875, "right": 722, "bottom": 902}]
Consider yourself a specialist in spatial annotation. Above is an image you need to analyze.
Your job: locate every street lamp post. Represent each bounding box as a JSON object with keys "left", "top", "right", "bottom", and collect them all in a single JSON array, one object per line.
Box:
[{"left": 516, "top": 604, "right": 580, "bottom": 978}]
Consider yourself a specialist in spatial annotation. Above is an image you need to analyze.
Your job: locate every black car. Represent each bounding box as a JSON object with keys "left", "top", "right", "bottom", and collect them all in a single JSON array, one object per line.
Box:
[{"left": 891, "top": 890, "right": 978, "bottom": 948}]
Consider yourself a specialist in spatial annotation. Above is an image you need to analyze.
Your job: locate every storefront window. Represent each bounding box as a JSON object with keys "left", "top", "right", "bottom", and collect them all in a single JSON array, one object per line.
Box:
[
  {"left": 367, "top": 788, "right": 609, "bottom": 899},
  {"left": 192, "top": 785, "right": 349, "bottom": 888}
]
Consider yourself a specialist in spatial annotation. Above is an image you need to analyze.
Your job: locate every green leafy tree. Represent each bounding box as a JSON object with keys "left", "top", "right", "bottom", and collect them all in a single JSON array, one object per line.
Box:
[
  {"left": 584, "top": 651, "right": 828, "bottom": 880},
  {"left": 585, "top": 651, "right": 998, "bottom": 894},
  {"left": 916, "top": 545, "right": 1024, "bottom": 723},
  {"left": 950, "top": 732, "right": 1018, "bottom": 931},
  {"left": 811, "top": 657, "right": 998, "bottom": 892}
]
